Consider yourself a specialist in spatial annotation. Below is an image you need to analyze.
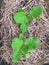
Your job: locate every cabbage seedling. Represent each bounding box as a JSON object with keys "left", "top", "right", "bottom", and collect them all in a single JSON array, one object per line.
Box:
[{"left": 11, "top": 5, "right": 43, "bottom": 62}]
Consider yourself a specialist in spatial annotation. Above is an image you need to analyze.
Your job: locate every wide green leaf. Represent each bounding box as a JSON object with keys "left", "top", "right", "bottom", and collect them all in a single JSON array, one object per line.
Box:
[
  {"left": 20, "top": 23, "right": 28, "bottom": 32},
  {"left": 30, "top": 6, "right": 43, "bottom": 19},
  {"left": 12, "top": 51, "right": 22, "bottom": 62},
  {"left": 13, "top": 10, "right": 30, "bottom": 24},
  {"left": 29, "top": 37, "right": 39, "bottom": 50},
  {"left": 25, "top": 37, "right": 39, "bottom": 50},
  {"left": 11, "top": 38, "right": 23, "bottom": 51}
]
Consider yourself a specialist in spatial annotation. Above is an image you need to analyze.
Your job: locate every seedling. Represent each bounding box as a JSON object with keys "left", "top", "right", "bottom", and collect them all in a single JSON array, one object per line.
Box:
[
  {"left": 11, "top": 34, "right": 39, "bottom": 62},
  {"left": 12, "top": 5, "right": 43, "bottom": 62}
]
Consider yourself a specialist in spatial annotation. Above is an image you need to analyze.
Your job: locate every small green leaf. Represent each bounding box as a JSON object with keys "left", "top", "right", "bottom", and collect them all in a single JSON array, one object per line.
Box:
[
  {"left": 22, "top": 45, "right": 29, "bottom": 54},
  {"left": 28, "top": 37, "right": 39, "bottom": 50},
  {"left": 18, "top": 9, "right": 25, "bottom": 12},
  {"left": 13, "top": 9, "right": 30, "bottom": 24},
  {"left": 12, "top": 51, "right": 22, "bottom": 62},
  {"left": 20, "top": 23, "right": 28, "bottom": 32},
  {"left": 11, "top": 38, "right": 23, "bottom": 51},
  {"left": 30, "top": 6, "right": 43, "bottom": 19},
  {"left": 25, "top": 37, "right": 34, "bottom": 50},
  {"left": 19, "top": 33, "right": 24, "bottom": 40},
  {"left": 32, "top": 37, "right": 39, "bottom": 49},
  {"left": 25, "top": 53, "right": 30, "bottom": 58},
  {"left": 25, "top": 37, "right": 34, "bottom": 45},
  {"left": 25, "top": 37, "right": 39, "bottom": 50}
]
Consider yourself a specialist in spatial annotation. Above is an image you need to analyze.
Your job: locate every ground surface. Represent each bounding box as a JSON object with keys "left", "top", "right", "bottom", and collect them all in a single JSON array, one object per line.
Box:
[{"left": 0, "top": 0, "right": 49, "bottom": 65}]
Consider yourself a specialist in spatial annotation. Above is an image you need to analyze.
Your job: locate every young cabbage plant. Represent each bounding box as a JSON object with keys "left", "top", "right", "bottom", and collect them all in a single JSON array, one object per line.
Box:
[{"left": 12, "top": 5, "right": 43, "bottom": 62}]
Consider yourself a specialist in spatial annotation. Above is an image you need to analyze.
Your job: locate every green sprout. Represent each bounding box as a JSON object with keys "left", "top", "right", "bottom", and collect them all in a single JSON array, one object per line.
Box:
[
  {"left": 11, "top": 5, "right": 43, "bottom": 62},
  {"left": 11, "top": 34, "right": 39, "bottom": 62},
  {"left": 29, "top": 6, "right": 43, "bottom": 19}
]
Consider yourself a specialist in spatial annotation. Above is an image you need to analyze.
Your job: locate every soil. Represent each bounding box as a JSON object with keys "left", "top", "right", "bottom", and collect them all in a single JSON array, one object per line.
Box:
[{"left": 0, "top": 0, "right": 49, "bottom": 65}]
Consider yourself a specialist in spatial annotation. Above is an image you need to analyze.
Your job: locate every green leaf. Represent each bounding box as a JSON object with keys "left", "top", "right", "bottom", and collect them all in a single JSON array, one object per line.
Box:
[
  {"left": 11, "top": 38, "right": 23, "bottom": 51},
  {"left": 28, "top": 37, "right": 39, "bottom": 50},
  {"left": 30, "top": 6, "right": 43, "bottom": 19},
  {"left": 19, "top": 33, "right": 24, "bottom": 40},
  {"left": 25, "top": 37, "right": 34, "bottom": 50},
  {"left": 25, "top": 37, "right": 34, "bottom": 45},
  {"left": 25, "top": 37, "right": 39, "bottom": 50},
  {"left": 25, "top": 53, "right": 30, "bottom": 58},
  {"left": 20, "top": 23, "right": 28, "bottom": 32},
  {"left": 13, "top": 9, "right": 30, "bottom": 24},
  {"left": 22, "top": 45, "right": 29, "bottom": 54},
  {"left": 32, "top": 37, "right": 39, "bottom": 49},
  {"left": 12, "top": 51, "right": 22, "bottom": 62}
]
